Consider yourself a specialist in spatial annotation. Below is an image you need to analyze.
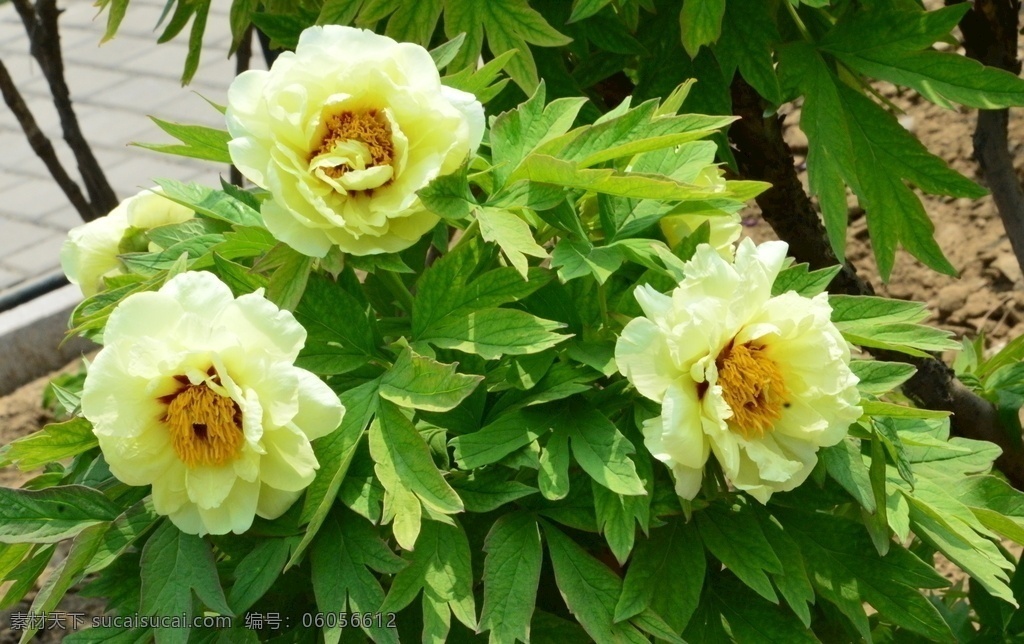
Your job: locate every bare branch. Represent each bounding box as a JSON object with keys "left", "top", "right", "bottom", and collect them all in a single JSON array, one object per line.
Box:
[
  {"left": 727, "top": 75, "right": 1024, "bottom": 489},
  {"left": 0, "top": 59, "right": 93, "bottom": 220},
  {"left": 11, "top": 0, "right": 117, "bottom": 220},
  {"left": 947, "top": 0, "right": 1024, "bottom": 274}
]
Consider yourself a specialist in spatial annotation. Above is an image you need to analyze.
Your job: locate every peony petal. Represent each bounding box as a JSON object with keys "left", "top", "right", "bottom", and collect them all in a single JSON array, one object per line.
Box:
[
  {"left": 257, "top": 484, "right": 303, "bottom": 520},
  {"left": 259, "top": 426, "right": 319, "bottom": 491},
  {"left": 291, "top": 368, "right": 345, "bottom": 440},
  {"left": 186, "top": 463, "right": 242, "bottom": 509},
  {"left": 615, "top": 317, "right": 678, "bottom": 402}
]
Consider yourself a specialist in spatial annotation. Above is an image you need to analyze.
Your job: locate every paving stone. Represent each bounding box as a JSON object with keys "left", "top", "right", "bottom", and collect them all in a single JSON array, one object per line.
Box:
[
  {"left": 0, "top": 266, "right": 27, "bottom": 291},
  {"left": 0, "top": 216, "right": 53, "bottom": 256},
  {"left": 0, "top": 176, "right": 71, "bottom": 224},
  {"left": 3, "top": 232, "right": 66, "bottom": 276}
]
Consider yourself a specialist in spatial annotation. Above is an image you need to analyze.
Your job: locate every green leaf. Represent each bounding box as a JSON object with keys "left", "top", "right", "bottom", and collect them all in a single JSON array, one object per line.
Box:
[
  {"left": 679, "top": 0, "right": 725, "bottom": 58},
  {"left": 414, "top": 240, "right": 552, "bottom": 339},
  {"left": 756, "top": 510, "right": 815, "bottom": 626},
  {"left": 477, "top": 207, "right": 548, "bottom": 278},
  {"left": 0, "top": 417, "right": 97, "bottom": 470},
  {"left": 153, "top": 179, "right": 262, "bottom": 227},
  {"left": 85, "top": 497, "right": 160, "bottom": 575},
  {"left": 382, "top": 520, "right": 477, "bottom": 631},
  {"left": 442, "top": 0, "right": 572, "bottom": 90},
  {"left": 708, "top": 573, "right": 817, "bottom": 643},
  {"left": 101, "top": 0, "right": 129, "bottom": 41},
  {"left": 0, "top": 486, "right": 120, "bottom": 543},
  {"left": 511, "top": 154, "right": 764, "bottom": 202},
  {"left": 569, "top": 0, "right": 612, "bottom": 23},
  {"left": 134, "top": 118, "right": 232, "bottom": 164},
  {"left": 490, "top": 83, "right": 589, "bottom": 188},
  {"left": 370, "top": 401, "right": 464, "bottom": 516},
  {"left": 696, "top": 502, "right": 783, "bottom": 603},
  {"left": 779, "top": 43, "right": 983, "bottom": 279},
  {"left": 820, "top": 4, "right": 1024, "bottom": 109},
  {"left": 821, "top": 439, "right": 875, "bottom": 512},
  {"left": 715, "top": 0, "right": 782, "bottom": 104},
  {"left": 140, "top": 522, "right": 232, "bottom": 644},
  {"left": 422, "top": 307, "right": 569, "bottom": 359},
  {"left": 294, "top": 274, "right": 380, "bottom": 375},
  {"left": 563, "top": 406, "right": 645, "bottom": 496},
  {"left": 538, "top": 430, "right": 571, "bottom": 501},
  {"left": 311, "top": 510, "right": 404, "bottom": 644},
  {"left": 430, "top": 32, "right": 467, "bottom": 70},
  {"left": 20, "top": 524, "right": 107, "bottom": 641},
  {"left": 380, "top": 346, "right": 482, "bottom": 412},
  {"left": 551, "top": 239, "right": 625, "bottom": 284},
  {"left": 229, "top": 538, "right": 292, "bottom": 614},
  {"left": 450, "top": 471, "right": 537, "bottom": 512},
  {"left": 479, "top": 513, "right": 543, "bottom": 643},
  {"left": 614, "top": 516, "right": 704, "bottom": 632},
  {"left": 262, "top": 244, "right": 313, "bottom": 311},
  {"left": 779, "top": 507, "right": 953, "bottom": 641},
  {"left": 383, "top": 0, "right": 443, "bottom": 45},
  {"left": 450, "top": 407, "right": 549, "bottom": 469},
  {"left": 850, "top": 360, "right": 917, "bottom": 395},
  {"left": 771, "top": 263, "right": 841, "bottom": 297},
  {"left": 906, "top": 487, "right": 1016, "bottom": 606},
  {"left": 419, "top": 165, "right": 477, "bottom": 221},
  {"left": 292, "top": 379, "right": 378, "bottom": 569},
  {"left": 541, "top": 522, "right": 648, "bottom": 643}
]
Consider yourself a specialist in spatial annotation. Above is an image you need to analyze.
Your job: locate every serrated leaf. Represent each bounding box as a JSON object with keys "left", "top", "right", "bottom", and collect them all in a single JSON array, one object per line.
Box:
[{"left": 480, "top": 513, "right": 543, "bottom": 643}]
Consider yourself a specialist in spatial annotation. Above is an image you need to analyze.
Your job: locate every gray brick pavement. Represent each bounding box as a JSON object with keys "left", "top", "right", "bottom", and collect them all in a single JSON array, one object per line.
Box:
[{"left": 0, "top": 0, "right": 262, "bottom": 296}]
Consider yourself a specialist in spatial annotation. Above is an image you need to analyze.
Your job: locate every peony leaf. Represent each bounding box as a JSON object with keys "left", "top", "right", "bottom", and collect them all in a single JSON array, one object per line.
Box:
[
  {"left": 153, "top": 179, "right": 263, "bottom": 227},
  {"left": 381, "top": 521, "right": 477, "bottom": 631},
  {"left": 294, "top": 274, "right": 380, "bottom": 375},
  {"left": 615, "top": 516, "right": 704, "bottom": 631},
  {"left": 479, "top": 513, "right": 543, "bottom": 643},
  {"left": 678, "top": 0, "right": 724, "bottom": 58},
  {"left": 450, "top": 407, "right": 548, "bottom": 469},
  {"left": 477, "top": 207, "right": 548, "bottom": 278},
  {"left": 0, "top": 418, "right": 97, "bottom": 471},
  {"left": 379, "top": 348, "right": 482, "bottom": 413},
  {"left": 371, "top": 401, "right": 464, "bottom": 517},
  {"left": 541, "top": 522, "right": 649, "bottom": 643},
  {"left": 696, "top": 503, "right": 783, "bottom": 603},
  {"left": 140, "top": 521, "right": 233, "bottom": 644},
  {"left": 85, "top": 497, "right": 160, "bottom": 576},
  {"left": 538, "top": 431, "right": 571, "bottom": 501},
  {"left": 564, "top": 407, "right": 645, "bottom": 496},
  {"left": 421, "top": 308, "right": 569, "bottom": 360},
  {"left": 228, "top": 538, "right": 292, "bottom": 614},
  {"left": 134, "top": 118, "right": 232, "bottom": 164},
  {"left": 0, "top": 486, "right": 120, "bottom": 544},
  {"left": 450, "top": 472, "right": 537, "bottom": 513}
]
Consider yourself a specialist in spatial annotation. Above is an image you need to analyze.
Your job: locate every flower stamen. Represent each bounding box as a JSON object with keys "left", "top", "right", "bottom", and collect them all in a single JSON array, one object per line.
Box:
[
  {"left": 164, "top": 382, "right": 244, "bottom": 468},
  {"left": 313, "top": 109, "right": 394, "bottom": 179},
  {"left": 716, "top": 342, "right": 789, "bottom": 440}
]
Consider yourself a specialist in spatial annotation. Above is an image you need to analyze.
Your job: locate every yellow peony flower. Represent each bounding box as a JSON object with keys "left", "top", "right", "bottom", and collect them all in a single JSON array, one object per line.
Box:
[
  {"left": 225, "top": 25, "right": 485, "bottom": 258},
  {"left": 615, "top": 239, "right": 861, "bottom": 503},
  {"left": 80, "top": 271, "right": 345, "bottom": 535},
  {"left": 60, "top": 188, "right": 194, "bottom": 297},
  {"left": 659, "top": 212, "right": 742, "bottom": 259}
]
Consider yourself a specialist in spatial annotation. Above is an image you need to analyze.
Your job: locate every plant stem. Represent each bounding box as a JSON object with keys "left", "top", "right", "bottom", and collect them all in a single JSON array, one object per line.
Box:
[
  {"left": 377, "top": 270, "right": 415, "bottom": 314},
  {"left": 784, "top": 1, "right": 814, "bottom": 42}
]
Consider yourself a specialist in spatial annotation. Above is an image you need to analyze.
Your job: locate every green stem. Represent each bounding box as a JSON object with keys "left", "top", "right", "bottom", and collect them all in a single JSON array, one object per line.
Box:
[
  {"left": 784, "top": 2, "right": 813, "bottom": 42},
  {"left": 377, "top": 270, "right": 415, "bottom": 314},
  {"left": 452, "top": 219, "right": 480, "bottom": 249}
]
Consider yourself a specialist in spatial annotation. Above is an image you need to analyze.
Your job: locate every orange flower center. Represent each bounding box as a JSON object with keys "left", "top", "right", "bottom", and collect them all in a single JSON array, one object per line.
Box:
[
  {"left": 163, "top": 381, "right": 244, "bottom": 468},
  {"left": 313, "top": 109, "right": 394, "bottom": 179},
  {"left": 716, "top": 342, "right": 789, "bottom": 440}
]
